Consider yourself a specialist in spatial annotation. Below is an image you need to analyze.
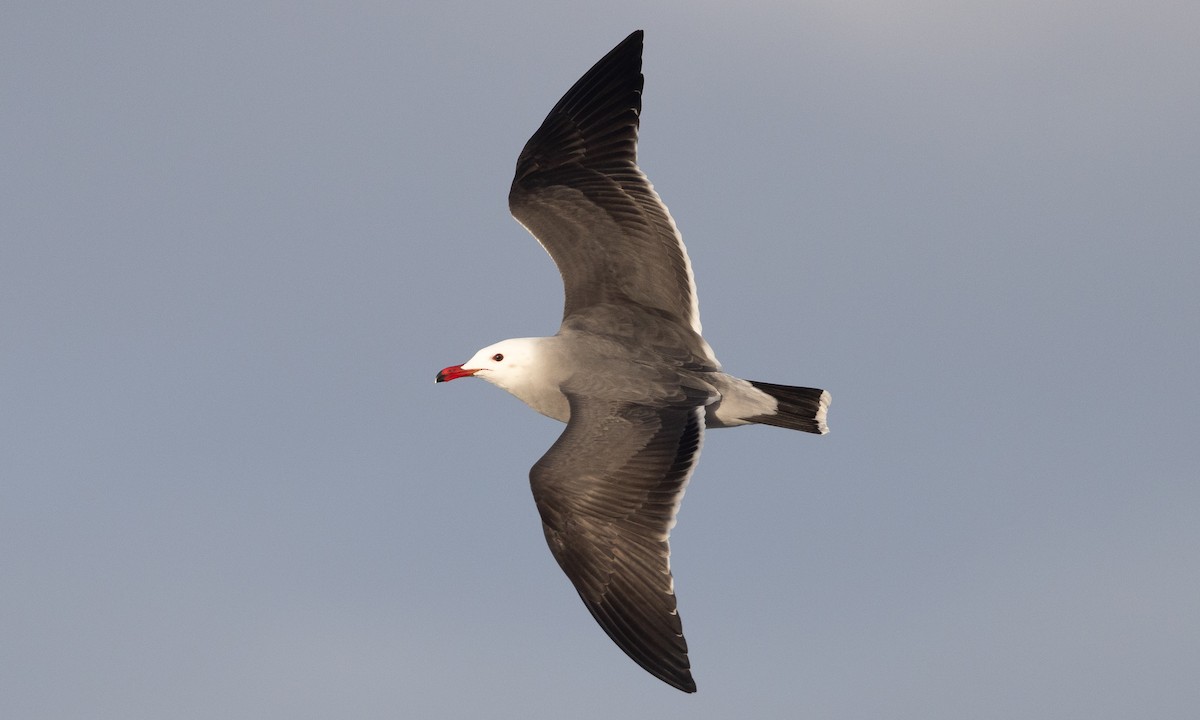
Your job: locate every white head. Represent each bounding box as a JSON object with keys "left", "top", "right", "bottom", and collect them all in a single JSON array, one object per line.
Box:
[
  {"left": 435, "top": 338, "right": 543, "bottom": 391},
  {"left": 436, "top": 336, "right": 569, "bottom": 422}
]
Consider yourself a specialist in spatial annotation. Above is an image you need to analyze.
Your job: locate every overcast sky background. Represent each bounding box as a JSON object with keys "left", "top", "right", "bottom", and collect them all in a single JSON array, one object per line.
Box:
[{"left": 3, "top": 2, "right": 1198, "bottom": 718}]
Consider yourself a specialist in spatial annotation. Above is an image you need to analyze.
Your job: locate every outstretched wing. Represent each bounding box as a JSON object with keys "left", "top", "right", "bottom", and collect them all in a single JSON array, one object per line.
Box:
[
  {"left": 508, "top": 30, "right": 703, "bottom": 337},
  {"left": 529, "top": 395, "right": 704, "bottom": 693}
]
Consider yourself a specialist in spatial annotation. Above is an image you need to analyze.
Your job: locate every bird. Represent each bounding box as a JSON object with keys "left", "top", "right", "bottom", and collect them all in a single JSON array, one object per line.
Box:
[{"left": 436, "top": 30, "right": 830, "bottom": 693}]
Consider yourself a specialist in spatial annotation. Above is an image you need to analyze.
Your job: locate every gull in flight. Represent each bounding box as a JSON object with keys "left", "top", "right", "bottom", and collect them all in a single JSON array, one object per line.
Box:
[{"left": 437, "top": 30, "right": 830, "bottom": 693}]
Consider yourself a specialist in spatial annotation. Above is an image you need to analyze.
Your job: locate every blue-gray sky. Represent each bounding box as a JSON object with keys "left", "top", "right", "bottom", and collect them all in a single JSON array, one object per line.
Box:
[{"left": 3, "top": 2, "right": 1198, "bottom": 718}]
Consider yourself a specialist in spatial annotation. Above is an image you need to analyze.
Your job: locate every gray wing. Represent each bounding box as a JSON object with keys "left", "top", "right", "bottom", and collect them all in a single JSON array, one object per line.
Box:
[
  {"left": 529, "top": 394, "right": 704, "bottom": 693},
  {"left": 508, "top": 30, "right": 703, "bottom": 337}
]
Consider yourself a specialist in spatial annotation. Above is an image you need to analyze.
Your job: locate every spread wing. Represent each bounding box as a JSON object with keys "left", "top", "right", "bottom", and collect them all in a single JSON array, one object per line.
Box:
[
  {"left": 508, "top": 30, "right": 703, "bottom": 337},
  {"left": 529, "top": 395, "right": 704, "bottom": 693}
]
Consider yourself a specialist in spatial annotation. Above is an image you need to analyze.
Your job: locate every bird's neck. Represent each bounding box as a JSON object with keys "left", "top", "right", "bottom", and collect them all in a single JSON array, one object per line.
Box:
[{"left": 493, "top": 336, "right": 571, "bottom": 423}]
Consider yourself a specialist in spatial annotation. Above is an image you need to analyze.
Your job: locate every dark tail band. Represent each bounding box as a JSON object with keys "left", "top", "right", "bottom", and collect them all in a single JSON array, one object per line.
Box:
[{"left": 745, "top": 381, "right": 831, "bottom": 434}]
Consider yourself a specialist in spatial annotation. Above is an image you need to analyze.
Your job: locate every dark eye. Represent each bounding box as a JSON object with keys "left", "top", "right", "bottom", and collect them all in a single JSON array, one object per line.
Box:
[{"left": 492, "top": 353, "right": 504, "bottom": 362}]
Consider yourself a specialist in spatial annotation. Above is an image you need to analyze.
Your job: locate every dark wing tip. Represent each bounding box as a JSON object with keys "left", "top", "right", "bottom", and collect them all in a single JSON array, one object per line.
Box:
[
  {"left": 511, "top": 31, "right": 645, "bottom": 190},
  {"left": 649, "top": 657, "right": 696, "bottom": 693},
  {"left": 581, "top": 589, "right": 696, "bottom": 693}
]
